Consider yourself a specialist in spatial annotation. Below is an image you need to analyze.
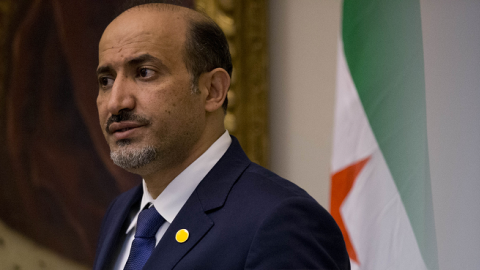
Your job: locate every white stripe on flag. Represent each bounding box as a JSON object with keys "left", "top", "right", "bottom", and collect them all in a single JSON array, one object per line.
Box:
[{"left": 333, "top": 41, "right": 428, "bottom": 270}]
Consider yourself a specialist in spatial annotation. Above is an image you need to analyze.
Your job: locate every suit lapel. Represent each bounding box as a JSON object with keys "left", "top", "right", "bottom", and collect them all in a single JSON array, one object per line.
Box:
[
  {"left": 143, "top": 136, "right": 251, "bottom": 270},
  {"left": 194, "top": 136, "right": 251, "bottom": 212},
  {"left": 93, "top": 185, "right": 142, "bottom": 270}
]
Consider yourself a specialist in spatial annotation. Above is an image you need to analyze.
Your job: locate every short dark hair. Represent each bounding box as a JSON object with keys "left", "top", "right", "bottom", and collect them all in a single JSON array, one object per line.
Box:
[
  {"left": 115, "top": 0, "right": 232, "bottom": 112},
  {"left": 183, "top": 15, "right": 232, "bottom": 112}
]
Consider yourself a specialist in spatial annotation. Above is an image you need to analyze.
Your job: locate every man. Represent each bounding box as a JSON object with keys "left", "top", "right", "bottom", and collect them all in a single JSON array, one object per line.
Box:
[{"left": 93, "top": 2, "right": 350, "bottom": 270}]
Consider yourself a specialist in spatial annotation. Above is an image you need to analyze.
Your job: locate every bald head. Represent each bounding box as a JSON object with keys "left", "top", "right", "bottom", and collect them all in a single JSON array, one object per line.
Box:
[
  {"left": 101, "top": 4, "right": 192, "bottom": 57},
  {"left": 121, "top": 2, "right": 197, "bottom": 17},
  {"left": 101, "top": 3, "right": 232, "bottom": 111}
]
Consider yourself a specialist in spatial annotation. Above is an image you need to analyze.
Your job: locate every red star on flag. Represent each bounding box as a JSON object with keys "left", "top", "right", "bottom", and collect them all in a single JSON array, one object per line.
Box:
[{"left": 330, "top": 156, "right": 370, "bottom": 265}]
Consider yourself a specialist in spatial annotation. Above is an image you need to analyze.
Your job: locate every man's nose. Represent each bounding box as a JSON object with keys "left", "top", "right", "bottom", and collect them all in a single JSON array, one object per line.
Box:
[{"left": 107, "top": 76, "right": 135, "bottom": 115}]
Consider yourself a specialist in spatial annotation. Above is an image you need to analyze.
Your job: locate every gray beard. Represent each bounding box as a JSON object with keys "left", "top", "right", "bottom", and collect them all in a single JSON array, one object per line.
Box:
[{"left": 110, "top": 143, "right": 157, "bottom": 170}]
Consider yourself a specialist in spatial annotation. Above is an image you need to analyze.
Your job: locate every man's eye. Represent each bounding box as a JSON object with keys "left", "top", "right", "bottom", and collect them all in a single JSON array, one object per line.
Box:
[
  {"left": 139, "top": 68, "right": 154, "bottom": 78},
  {"left": 99, "top": 77, "right": 114, "bottom": 87}
]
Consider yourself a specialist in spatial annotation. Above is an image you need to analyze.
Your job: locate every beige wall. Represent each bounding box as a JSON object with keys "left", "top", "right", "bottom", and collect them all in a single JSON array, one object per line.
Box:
[
  {"left": 268, "top": 0, "right": 480, "bottom": 269},
  {"left": 421, "top": 0, "right": 480, "bottom": 269},
  {"left": 268, "top": 0, "right": 341, "bottom": 207}
]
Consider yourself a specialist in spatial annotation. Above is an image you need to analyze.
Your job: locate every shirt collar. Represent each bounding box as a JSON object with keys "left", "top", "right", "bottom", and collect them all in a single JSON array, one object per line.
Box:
[{"left": 126, "top": 131, "right": 231, "bottom": 233}]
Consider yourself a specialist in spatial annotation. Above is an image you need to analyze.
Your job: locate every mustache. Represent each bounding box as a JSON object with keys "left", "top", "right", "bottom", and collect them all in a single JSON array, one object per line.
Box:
[{"left": 105, "top": 111, "right": 151, "bottom": 134}]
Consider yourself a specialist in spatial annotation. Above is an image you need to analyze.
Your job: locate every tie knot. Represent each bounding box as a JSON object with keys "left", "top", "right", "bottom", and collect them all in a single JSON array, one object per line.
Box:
[{"left": 135, "top": 206, "right": 164, "bottom": 238}]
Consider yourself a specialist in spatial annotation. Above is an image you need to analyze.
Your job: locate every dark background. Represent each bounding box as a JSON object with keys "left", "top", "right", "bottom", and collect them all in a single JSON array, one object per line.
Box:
[{"left": 0, "top": 0, "right": 192, "bottom": 266}]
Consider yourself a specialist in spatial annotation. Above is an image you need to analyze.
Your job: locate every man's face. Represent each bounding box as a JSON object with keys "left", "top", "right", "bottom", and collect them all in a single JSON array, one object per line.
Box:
[{"left": 96, "top": 8, "right": 206, "bottom": 175}]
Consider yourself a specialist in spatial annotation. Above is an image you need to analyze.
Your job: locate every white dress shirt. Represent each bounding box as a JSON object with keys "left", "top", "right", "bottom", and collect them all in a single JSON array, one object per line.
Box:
[{"left": 113, "top": 131, "right": 232, "bottom": 270}]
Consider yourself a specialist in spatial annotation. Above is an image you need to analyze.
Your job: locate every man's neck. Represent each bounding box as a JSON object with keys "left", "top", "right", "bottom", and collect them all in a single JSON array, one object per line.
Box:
[{"left": 142, "top": 129, "right": 226, "bottom": 199}]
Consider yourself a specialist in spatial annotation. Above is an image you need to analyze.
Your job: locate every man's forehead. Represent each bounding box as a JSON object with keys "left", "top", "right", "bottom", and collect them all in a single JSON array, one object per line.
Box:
[{"left": 100, "top": 7, "right": 187, "bottom": 47}]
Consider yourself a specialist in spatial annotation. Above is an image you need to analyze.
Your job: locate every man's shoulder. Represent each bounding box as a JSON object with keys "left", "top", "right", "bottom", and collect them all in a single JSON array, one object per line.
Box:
[
  {"left": 237, "top": 162, "right": 315, "bottom": 203},
  {"left": 210, "top": 162, "right": 350, "bottom": 269},
  {"left": 223, "top": 161, "right": 334, "bottom": 226}
]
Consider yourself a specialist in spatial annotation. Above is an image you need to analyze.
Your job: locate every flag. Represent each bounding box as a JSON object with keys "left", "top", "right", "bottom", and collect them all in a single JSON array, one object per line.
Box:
[{"left": 330, "top": 0, "right": 438, "bottom": 269}]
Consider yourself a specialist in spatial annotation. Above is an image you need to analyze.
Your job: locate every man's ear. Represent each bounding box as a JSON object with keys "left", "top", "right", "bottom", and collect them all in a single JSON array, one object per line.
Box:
[{"left": 201, "top": 68, "right": 230, "bottom": 113}]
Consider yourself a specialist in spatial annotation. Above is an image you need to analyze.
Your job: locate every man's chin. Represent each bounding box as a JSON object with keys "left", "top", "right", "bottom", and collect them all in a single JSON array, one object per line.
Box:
[
  {"left": 110, "top": 144, "right": 157, "bottom": 174},
  {"left": 122, "top": 162, "right": 162, "bottom": 178}
]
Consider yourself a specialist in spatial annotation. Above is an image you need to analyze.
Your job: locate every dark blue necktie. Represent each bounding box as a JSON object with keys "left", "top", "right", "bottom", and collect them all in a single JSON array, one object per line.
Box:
[{"left": 124, "top": 206, "right": 165, "bottom": 270}]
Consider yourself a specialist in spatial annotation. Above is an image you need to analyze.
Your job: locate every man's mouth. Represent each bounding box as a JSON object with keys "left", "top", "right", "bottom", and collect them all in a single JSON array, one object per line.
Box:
[
  {"left": 118, "top": 127, "right": 134, "bottom": 132},
  {"left": 108, "top": 121, "right": 147, "bottom": 140}
]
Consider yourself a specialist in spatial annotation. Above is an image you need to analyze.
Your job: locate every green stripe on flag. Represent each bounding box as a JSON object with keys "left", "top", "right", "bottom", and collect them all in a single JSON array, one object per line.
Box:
[{"left": 342, "top": 0, "right": 438, "bottom": 269}]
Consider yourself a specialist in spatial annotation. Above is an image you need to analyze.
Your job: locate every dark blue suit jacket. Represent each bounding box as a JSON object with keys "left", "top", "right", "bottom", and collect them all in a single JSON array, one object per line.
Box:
[{"left": 93, "top": 137, "right": 350, "bottom": 270}]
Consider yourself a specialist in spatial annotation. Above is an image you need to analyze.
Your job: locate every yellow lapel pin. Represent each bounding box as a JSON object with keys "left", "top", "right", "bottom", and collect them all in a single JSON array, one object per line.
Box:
[{"left": 175, "top": 229, "right": 189, "bottom": 243}]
